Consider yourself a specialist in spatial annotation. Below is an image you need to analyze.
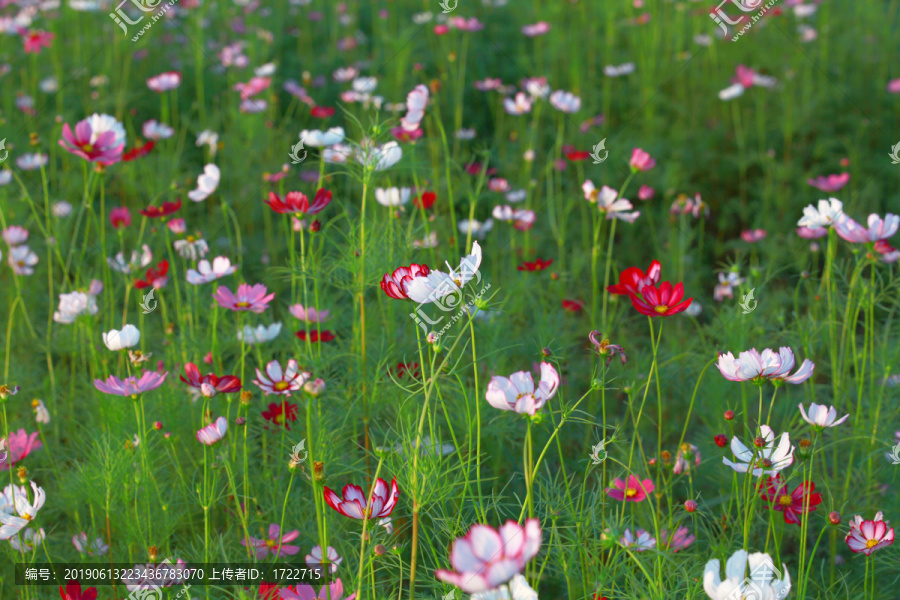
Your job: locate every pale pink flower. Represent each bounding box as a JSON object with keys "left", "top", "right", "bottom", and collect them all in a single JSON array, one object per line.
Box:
[
  {"left": 716, "top": 347, "right": 814, "bottom": 384},
  {"left": 146, "top": 71, "right": 182, "bottom": 92},
  {"left": 93, "top": 371, "right": 168, "bottom": 396},
  {"left": 0, "top": 429, "right": 41, "bottom": 471},
  {"left": 196, "top": 416, "right": 227, "bottom": 445},
  {"left": 807, "top": 172, "right": 849, "bottom": 192},
  {"left": 485, "top": 362, "right": 559, "bottom": 416},
  {"left": 521, "top": 22, "right": 550, "bottom": 36},
  {"left": 253, "top": 360, "right": 309, "bottom": 396},
  {"left": 290, "top": 304, "right": 330, "bottom": 323},
  {"left": 620, "top": 529, "right": 655, "bottom": 551},
  {"left": 834, "top": 213, "right": 899, "bottom": 244},
  {"left": 629, "top": 148, "right": 656, "bottom": 172},
  {"left": 241, "top": 524, "right": 300, "bottom": 559}
]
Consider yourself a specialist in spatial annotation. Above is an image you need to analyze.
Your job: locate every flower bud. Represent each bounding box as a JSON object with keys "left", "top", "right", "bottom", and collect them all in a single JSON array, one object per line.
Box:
[
  {"left": 374, "top": 544, "right": 386, "bottom": 556},
  {"left": 240, "top": 390, "right": 253, "bottom": 405},
  {"left": 153, "top": 421, "right": 162, "bottom": 430},
  {"left": 16, "top": 467, "right": 27, "bottom": 484},
  {"left": 313, "top": 461, "right": 325, "bottom": 483},
  {"left": 684, "top": 499, "right": 697, "bottom": 513},
  {"left": 828, "top": 511, "right": 841, "bottom": 525},
  {"left": 149, "top": 546, "right": 158, "bottom": 561},
  {"left": 724, "top": 410, "right": 734, "bottom": 421},
  {"left": 753, "top": 437, "right": 765, "bottom": 448},
  {"left": 714, "top": 434, "right": 727, "bottom": 448},
  {"left": 235, "top": 417, "right": 246, "bottom": 426}
]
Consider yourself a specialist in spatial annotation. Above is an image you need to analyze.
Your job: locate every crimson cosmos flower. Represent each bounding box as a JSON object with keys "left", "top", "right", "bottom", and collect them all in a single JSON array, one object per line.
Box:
[
  {"left": 139, "top": 199, "right": 182, "bottom": 219},
  {"left": 629, "top": 281, "right": 693, "bottom": 317},
  {"left": 311, "top": 106, "right": 335, "bottom": 118},
  {"left": 59, "top": 581, "right": 98, "bottom": 600},
  {"left": 323, "top": 477, "right": 399, "bottom": 520},
  {"left": 122, "top": 140, "right": 155, "bottom": 162},
  {"left": 413, "top": 191, "right": 436, "bottom": 209},
  {"left": 262, "top": 401, "right": 299, "bottom": 430},
  {"left": 265, "top": 189, "right": 332, "bottom": 215},
  {"left": 295, "top": 330, "right": 335, "bottom": 343},
  {"left": 607, "top": 260, "right": 661, "bottom": 297},
  {"left": 566, "top": 150, "right": 591, "bottom": 161},
  {"left": 134, "top": 260, "right": 169, "bottom": 290},
  {"left": 562, "top": 299, "right": 585, "bottom": 312},
  {"left": 517, "top": 258, "right": 553, "bottom": 271},
  {"left": 758, "top": 475, "right": 822, "bottom": 525},
  {"left": 381, "top": 263, "right": 430, "bottom": 300},
  {"left": 180, "top": 362, "right": 242, "bottom": 397}
]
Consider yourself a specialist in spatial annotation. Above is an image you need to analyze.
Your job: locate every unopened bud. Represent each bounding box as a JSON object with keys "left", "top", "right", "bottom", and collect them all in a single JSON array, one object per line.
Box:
[
  {"left": 16, "top": 466, "right": 27, "bottom": 484},
  {"left": 828, "top": 511, "right": 841, "bottom": 525},
  {"left": 149, "top": 546, "right": 158, "bottom": 561},
  {"left": 240, "top": 390, "right": 253, "bottom": 405},
  {"left": 684, "top": 499, "right": 697, "bottom": 513},
  {"left": 374, "top": 544, "right": 386, "bottom": 556},
  {"left": 235, "top": 417, "right": 246, "bottom": 426},
  {"left": 724, "top": 410, "right": 734, "bottom": 421},
  {"left": 310, "top": 219, "right": 321, "bottom": 232}
]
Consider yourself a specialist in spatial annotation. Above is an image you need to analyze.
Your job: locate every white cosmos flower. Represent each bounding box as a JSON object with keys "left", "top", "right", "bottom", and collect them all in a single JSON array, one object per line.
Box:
[
  {"left": 549, "top": 90, "right": 581, "bottom": 113},
  {"left": 9, "top": 527, "right": 45, "bottom": 551},
  {"left": 0, "top": 172, "right": 12, "bottom": 186},
  {"left": 173, "top": 237, "right": 209, "bottom": 260},
  {"left": 582, "top": 181, "right": 639, "bottom": 222},
  {"left": 8, "top": 245, "right": 38, "bottom": 275},
  {"left": 142, "top": 119, "right": 174, "bottom": 140},
  {"left": 798, "top": 403, "right": 849, "bottom": 429},
  {"left": 471, "top": 575, "right": 538, "bottom": 600},
  {"left": 16, "top": 154, "right": 48, "bottom": 171},
  {"left": 108, "top": 245, "right": 153, "bottom": 274},
  {"left": 333, "top": 67, "right": 359, "bottom": 82},
  {"left": 53, "top": 291, "right": 98, "bottom": 324},
  {"left": 188, "top": 164, "right": 221, "bottom": 202},
  {"left": 358, "top": 141, "right": 402, "bottom": 171},
  {"left": 323, "top": 144, "right": 354, "bottom": 164},
  {"left": 405, "top": 241, "right": 483, "bottom": 304},
  {"left": 797, "top": 198, "right": 844, "bottom": 229},
  {"left": 102, "top": 324, "right": 140, "bottom": 351},
  {"left": 196, "top": 416, "right": 228, "bottom": 445},
  {"left": 196, "top": 130, "right": 219, "bottom": 156},
  {"left": 352, "top": 76, "right": 378, "bottom": 93},
  {"left": 375, "top": 187, "right": 411, "bottom": 207},
  {"left": 0, "top": 481, "right": 46, "bottom": 540},
  {"left": 255, "top": 62, "right": 276, "bottom": 77},
  {"left": 300, "top": 127, "right": 345, "bottom": 147},
  {"left": 52, "top": 201, "right": 72, "bottom": 217},
  {"left": 237, "top": 322, "right": 282, "bottom": 344},
  {"left": 412, "top": 231, "right": 438, "bottom": 249},
  {"left": 604, "top": 62, "right": 635, "bottom": 77},
  {"left": 723, "top": 425, "right": 794, "bottom": 477},
  {"left": 458, "top": 219, "right": 494, "bottom": 239},
  {"left": 718, "top": 83, "right": 745, "bottom": 101},
  {"left": 503, "top": 92, "right": 533, "bottom": 115},
  {"left": 703, "top": 550, "right": 791, "bottom": 600},
  {"left": 186, "top": 257, "right": 237, "bottom": 284},
  {"left": 400, "top": 84, "right": 429, "bottom": 131}
]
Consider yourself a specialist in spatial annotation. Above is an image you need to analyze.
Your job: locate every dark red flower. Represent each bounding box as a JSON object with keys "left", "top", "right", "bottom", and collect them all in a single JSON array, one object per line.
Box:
[
  {"left": 628, "top": 281, "right": 693, "bottom": 317},
  {"left": 391, "top": 126, "right": 424, "bottom": 143},
  {"left": 265, "top": 189, "right": 332, "bottom": 215},
  {"left": 139, "top": 198, "right": 182, "bottom": 219},
  {"left": 381, "top": 263, "right": 430, "bottom": 300},
  {"left": 257, "top": 583, "right": 281, "bottom": 600},
  {"left": 759, "top": 475, "right": 822, "bottom": 525},
  {"left": 59, "top": 581, "right": 97, "bottom": 600},
  {"left": 607, "top": 260, "right": 661, "bottom": 297},
  {"left": 562, "top": 299, "right": 585, "bottom": 312},
  {"left": 311, "top": 106, "right": 335, "bottom": 118},
  {"left": 390, "top": 362, "right": 420, "bottom": 379},
  {"left": 566, "top": 150, "right": 591, "bottom": 161},
  {"left": 714, "top": 434, "right": 727, "bottom": 447},
  {"left": 122, "top": 139, "right": 155, "bottom": 162},
  {"left": 517, "top": 258, "right": 553, "bottom": 272},
  {"left": 295, "top": 330, "right": 335, "bottom": 343},
  {"left": 414, "top": 191, "right": 436, "bottom": 209},
  {"left": 465, "top": 162, "right": 497, "bottom": 177},
  {"left": 262, "top": 401, "right": 299, "bottom": 430},
  {"left": 180, "top": 362, "right": 242, "bottom": 397},
  {"left": 135, "top": 259, "right": 169, "bottom": 290}
]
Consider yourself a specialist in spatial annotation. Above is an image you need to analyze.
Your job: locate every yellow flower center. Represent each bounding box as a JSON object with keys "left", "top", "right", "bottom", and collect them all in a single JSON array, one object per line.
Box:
[
  {"left": 16, "top": 261, "right": 25, "bottom": 268},
  {"left": 866, "top": 539, "right": 878, "bottom": 549},
  {"left": 625, "top": 488, "right": 638, "bottom": 498},
  {"left": 83, "top": 144, "right": 94, "bottom": 152},
  {"left": 654, "top": 305, "right": 669, "bottom": 314},
  {"left": 778, "top": 495, "right": 792, "bottom": 506},
  {"left": 274, "top": 381, "right": 289, "bottom": 392},
  {"left": 236, "top": 301, "right": 249, "bottom": 308},
  {"left": 266, "top": 539, "right": 276, "bottom": 548},
  {"left": 186, "top": 235, "right": 196, "bottom": 243}
]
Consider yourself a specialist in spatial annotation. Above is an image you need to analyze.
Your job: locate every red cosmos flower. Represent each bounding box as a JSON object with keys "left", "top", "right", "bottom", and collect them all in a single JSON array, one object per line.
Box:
[
  {"left": 390, "top": 362, "right": 420, "bottom": 379},
  {"left": 139, "top": 199, "right": 182, "bottom": 219},
  {"left": 517, "top": 258, "right": 553, "bottom": 271},
  {"left": 257, "top": 583, "right": 281, "bottom": 600},
  {"left": 381, "top": 263, "right": 430, "bottom": 300},
  {"left": 759, "top": 475, "right": 822, "bottom": 525},
  {"left": 135, "top": 260, "right": 169, "bottom": 290},
  {"left": 465, "top": 162, "right": 497, "bottom": 177},
  {"left": 262, "top": 401, "right": 299, "bottom": 430},
  {"left": 265, "top": 189, "right": 332, "bottom": 215},
  {"left": 607, "top": 260, "right": 661, "bottom": 297},
  {"left": 311, "top": 106, "right": 335, "bottom": 118},
  {"left": 324, "top": 477, "right": 399, "bottom": 520},
  {"left": 295, "top": 330, "right": 335, "bottom": 343},
  {"left": 562, "top": 299, "right": 585, "bottom": 312},
  {"left": 122, "top": 140, "right": 155, "bottom": 162},
  {"left": 628, "top": 281, "right": 693, "bottom": 317},
  {"left": 566, "top": 150, "right": 591, "bottom": 161},
  {"left": 59, "top": 581, "right": 97, "bottom": 600},
  {"left": 413, "top": 191, "right": 436, "bottom": 209},
  {"left": 180, "top": 362, "right": 242, "bottom": 397},
  {"left": 714, "top": 434, "right": 728, "bottom": 447}
]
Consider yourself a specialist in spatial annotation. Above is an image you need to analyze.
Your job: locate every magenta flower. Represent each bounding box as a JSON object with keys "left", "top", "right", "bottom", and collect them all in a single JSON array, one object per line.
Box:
[
  {"left": 280, "top": 579, "right": 355, "bottom": 600},
  {"left": 606, "top": 475, "right": 654, "bottom": 502},
  {"left": 834, "top": 213, "right": 899, "bottom": 244},
  {"left": 93, "top": 371, "right": 168, "bottom": 396},
  {"left": 59, "top": 114, "right": 126, "bottom": 164},
  {"left": 435, "top": 519, "right": 541, "bottom": 594},
  {"left": 629, "top": 148, "right": 656, "bottom": 172},
  {"left": 289, "top": 304, "right": 330, "bottom": 323},
  {"left": 241, "top": 524, "right": 300, "bottom": 559},
  {"left": 324, "top": 477, "right": 399, "bottom": 520},
  {"left": 717, "top": 347, "right": 815, "bottom": 385},
  {"left": 660, "top": 527, "right": 695, "bottom": 552},
  {"left": 214, "top": 283, "right": 275, "bottom": 313},
  {"left": 0, "top": 429, "right": 42, "bottom": 471},
  {"left": 740, "top": 229, "right": 767, "bottom": 243},
  {"left": 807, "top": 172, "right": 849, "bottom": 192},
  {"left": 846, "top": 512, "right": 894, "bottom": 556}
]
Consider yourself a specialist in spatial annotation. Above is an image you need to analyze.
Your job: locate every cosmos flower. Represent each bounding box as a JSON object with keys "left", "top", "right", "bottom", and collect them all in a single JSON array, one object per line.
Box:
[
  {"left": 0, "top": 429, "right": 41, "bottom": 471},
  {"left": 403, "top": 242, "right": 483, "bottom": 304},
  {"left": 401, "top": 84, "right": 429, "bottom": 131},
  {"left": 186, "top": 257, "right": 237, "bottom": 285},
  {"left": 109, "top": 207, "right": 131, "bottom": 229},
  {"left": 262, "top": 401, "right": 300, "bottom": 430},
  {"left": 627, "top": 281, "right": 693, "bottom": 317},
  {"left": 458, "top": 219, "right": 494, "bottom": 238},
  {"left": 22, "top": 30, "right": 54, "bottom": 54},
  {"left": 797, "top": 198, "right": 844, "bottom": 229},
  {"left": 607, "top": 260, "right": 661, "bottom": 297},
  {"left": 358, "top": 142, "right": 402, "bottom": 171},
  {"left": 435, "top": 519, "right": 541, "bottom": 594},
  {"left": 503, "top": 92, "right": 533, "bottom": 115},
  {"left": 381, "top": 263, "right": 431, "bottom": 300},
  {"left": 8, "top": 245, "right": 38, "bottom": 275},
  {"left": 375, "top": 187, "right": 411, "bottom": 207},
  {"left": 58, "top": 581, "right": 98, "bottom": 600},
  {"left": 588, "top": 331, "right": 626, "bottom": 366},
  {"left": 703, "top": 550, "right": 791, "bottom": 600},
  {"left": 0, "top": 481, "right": 46, "bottom": 540},
  {"left": 139, "top": 199, "right": 182, "bottom": 219},
  {"left": 265, "top": 189, "right": 332, "bottom": 215},
  {"left": 620, "top": 529, "right": 655, "bottom": 552},
  {"left": 606, "top": 475, "right": 654, "bottom": 502},
  {"left": 173, "top": 237, "right": 209, "bottom": 260},
  {"left": 296, "top": 330, "right": 335, "bottom": 343},
  {"left": 798, "top": 403, "right": 849, "bottom": 429},
  {"left": 59, "top": 113, "right": 126, "bottom": 164},
  {"left": 253, "top": 360, "right": 309, "bottom": 396},
  {"left": 740, "top": 229, "right": 766, "bottom": 243},
  {"left": 72, "top": 533, "right": 109, "bottom": 556},
  {"left": 3, "top": 226, "right": 29, "bottom": 246},
  {"left": 242, "top": 524, "right": 300, "bottom": 559},
  {"left": 324, "top": 477, "right": 400, "bottom": 520},
  {"left": 517, "top": 258, "right": 553, "bottom": 272},
  {"left": 300, "top": 127, "right": 345, "bottom": 147},
  {"left": 305, "top": 545, "right": 341, "bottom": 574},
  {"left": 716, "top": 347, "right": 815, "bottom": 385},
  {"left": 142, "top": 119, "right": 174, "bottom": 140},
  {"left": 180, "top": 363, "right": 242, "bottom": 397},
  {"left": 629, "top": 148, "right": 656, "bottom": 172},
  {"left": 53, "top": 291, "right": 98, "bottom": 324},
  {"left": 660, "top": 527, "right": 695, "bottom": 552},
  {"left": 15, "top": 153, "right": 48, "bottom": 170},
  {"left": 808, "top": 172, "right": 849, "bottom": 192},
  {"left": 485, "top": 362, "right": 560, "bottom": 416},
  {"left": 582, "top": 181, "right": 639, "bottom": 222},
  {"left": 214, "top": 283, "right": 275, "bottom": 313},
  {"left": 196, "top": 416, "right": 228, "bottom": 445},
  {"left": 238, "top": 323, "right": 282, "bottom": 345},
  {"left": 134, "top": 260, "right": 169, "bottom": 290},
  {"left": 146, "top": 71, "right": 181, "bottom": 92},
  {"left": 289, "top": 304, "right": 330, "bottom": 323},
  {"left": 845, "top": 512, "right": 895, "bottom": 556},
  {"left": 796, "top": 226, "right": 828, "bottom": 239},
  {"left": 723, "top": 426, "right": 794, "bottom": 477},
  {"left": 759, "top": 475, "right": 822, "bottom": 525},
  {"left": 93, "top": 372, "right": 168, "bottom": 396},
  {"left": 187, "top": 164, "right": 220, "bottom": 202},
  {"left": 549, "top": 90, "right": 581, "bottom": 113},
  {"left": 233, "top": 76, "right": 271, "bottom": 100},
  {"left": 673, "top": 443, "right": 700, "bottom": 474},
  {"left": 279, "top": 580, "right": 355, "bottom": 600},
  {"left": 834, "top": 213, "right": 899, "bottom": 243},
  {"left": 102, "top": 324, "right": 140, "bottom": 351}
]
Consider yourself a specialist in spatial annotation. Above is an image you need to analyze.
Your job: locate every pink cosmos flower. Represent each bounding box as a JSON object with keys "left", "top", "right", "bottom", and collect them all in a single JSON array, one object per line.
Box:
[
  {"left": 889, "top": 78, "right": 900, "bottom": 94},
  {"left": 638, "top": 185, "right": 655, "bottom": 200},
  {"left": 606, "top": 475, "right": 654, "bottom": 502},
  {"left": 233, "top": 76, "right": 271, "bottom": 100},
  {"left": 807, "top": 172, "right": 849, "bottom": 192},
  {"left": 660, "top": 527, "right": 695, "bottom": 552},
  {"left": 22, "top": 30, "right": 54, "bottom": 54},
  {"left": 0, "top": 429, "right": 42, "bottom": 471},
  {"left": 716, "top": 347, "right": 815, "bottom": 384},
  {"left": 265, "top": 189, "right": 332, "bottom": 215},
  {"left": 522, "top": 22, "right": 551, "bottom": 36},
  {"left": 435, "top": 519, "right": 541, "bottom": 594},
  {"left": 875, "top": 239, "right": 900, "bottom": 263},
  {"left": 796, "top": 226, "right": 828, "bottom": 239},
  {"left": 485, "top": 362, "right": 560, "bottom": 416},
  {"left": 146, "top": 72, "right": 182, "bottom": 92},
  {"left": 279, "top": 580, "right": 355, "bottom": 600},
  {"left": 400, "top": 84, "right": 429, "bottom": 131},
  {"left": 450, "top": 17, "right": 485, "bottom": 31},
  {"left": 2, "top": 226, "right": 29, "bottom": 246},
  {"left": 196, "top": 416, "right": 227, "bottom": 445},
  {"left": 380, "top": 263, "right": 430, "bottom": 300},
  {"left": 214, "top": 283, "right": 275, "bottom": 313},
  {"left": 620, "top": 529, "right": 655, "bottom": 551},
  {"left": 180, "top": 363, "right": 242, "bottom": 397},
  {"left": 305, "top": 545, "right": 341, "bottom": 574},
  {"left": 323, "top": 477, "right": 399, "bottom": 520},
  {"left": 59, "top": 114, "right": 127, "bottom": 164},
  {"left": 740, "top": 229, "right": 767, "bottom": 243},
  {"left": 834, "top": 213, "right": 899, "bottom": 244},
  {"left": 289, "top": 304, "right": 330, "bottom": 323},
  {"left": 93, "top": 371, "right": 168, "bottom": 396},
  {"left": 109, "top": 207, "right": 131, "bottom": 229},
  {"left": 673, "top": 443, "right": 700, "bottom": 474},
  {"left": 253, "top": 360, "right": 309, "bottom": 396},
  {"left": 241, "top": 524, "right": 300, "bottom": 559},
  {"left": 845, "top": 512, "right": 894, "bottom": 556},
  {"left": 629, "top": 148, "right": 656, "bottom": 172}
]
